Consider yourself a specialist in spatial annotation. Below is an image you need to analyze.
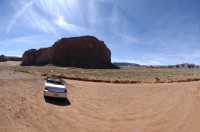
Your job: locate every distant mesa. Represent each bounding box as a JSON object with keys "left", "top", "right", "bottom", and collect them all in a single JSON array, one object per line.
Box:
[
  {"left": 0, "top": 55, "right": 22, "bottom": 62},
  {"left": 21, "top": 36, "right": 119, "bottom": 69},
  {"left": 113, "top": 62, "right": 140, "bottom": 67},
  {"left": 113, "top": 62, "right": 200, "bottom": 68}
]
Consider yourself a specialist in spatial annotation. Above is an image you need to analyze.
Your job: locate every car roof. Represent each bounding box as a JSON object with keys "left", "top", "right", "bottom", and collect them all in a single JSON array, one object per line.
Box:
[{"left": 47, "top": 77, "right": 61, "bottom": 81}]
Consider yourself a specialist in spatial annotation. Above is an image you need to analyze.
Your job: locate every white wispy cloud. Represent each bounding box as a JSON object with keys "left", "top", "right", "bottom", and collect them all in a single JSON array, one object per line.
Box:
[
  {"left": 2, "top": 0, "right": 200, "bottom": 64},
  {"left": 0, "top": 35, "right": 56, "bottom": 50},
  {"left": 112, "top": 58, "right": 162, "bottom": 65},
  {"left": 0, "top": 35, "right": 48, "bottom": 43},
  {"left": 6, "top": 0, "right": 35, "bottom": 34},
  {"left": 54, "top": 16, "right": 87, "bottom": 35},
  {"left": 0, "top": 35, "right": 57, "bottom": 56},
  {"left": 23, "top": 8, "right": 59, "bottom": 35},
  {"left": 22, "top": 0, "right": 87, "bottom": 36},
  {"left": 38, "top": 0, "right": 83, "bottom": 21},
  {"left": 6, "top": 0, "right": 139, "bottom": 42}
]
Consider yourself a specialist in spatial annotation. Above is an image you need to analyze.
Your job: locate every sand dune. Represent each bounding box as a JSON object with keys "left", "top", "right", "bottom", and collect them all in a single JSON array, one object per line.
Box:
[{"left": 1, "top": 74, "right": 200, "bottom": 132}]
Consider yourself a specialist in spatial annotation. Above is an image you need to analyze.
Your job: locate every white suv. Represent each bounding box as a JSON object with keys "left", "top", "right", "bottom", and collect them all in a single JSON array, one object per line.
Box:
[{"left": 44, "top": 77, "right": 67, "bottom": 98}]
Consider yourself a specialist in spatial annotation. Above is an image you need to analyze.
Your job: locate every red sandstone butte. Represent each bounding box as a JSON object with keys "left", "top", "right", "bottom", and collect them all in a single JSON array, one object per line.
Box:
[{"left": 21, "top": 36, "right": 118, "bottom": 69}]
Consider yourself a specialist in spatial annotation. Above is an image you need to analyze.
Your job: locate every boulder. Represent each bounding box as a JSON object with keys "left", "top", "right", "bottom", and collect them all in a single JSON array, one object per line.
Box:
[{"left": 21, "top": 36, "right": 118, "bottom": 69}]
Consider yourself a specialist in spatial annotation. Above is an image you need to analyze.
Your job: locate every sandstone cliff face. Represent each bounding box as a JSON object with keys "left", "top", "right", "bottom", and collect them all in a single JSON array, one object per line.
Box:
[
  {"left": 35, "top": 48, "right": 53, "bottom": 65},
  {"left": 52, "top": 36, "right": 113, "bottom": 68},
  {"left": 21, "top": 36, "right": 118, "bottom": 69},
  {"left": 22, "top": 49, "right": 37, "bottom": 65}
]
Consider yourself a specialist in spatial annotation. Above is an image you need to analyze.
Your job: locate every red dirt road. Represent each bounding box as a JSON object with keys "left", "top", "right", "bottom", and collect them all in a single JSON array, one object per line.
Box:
[{"left": 1, "top": 77, "right": 200, "bottom": 132}]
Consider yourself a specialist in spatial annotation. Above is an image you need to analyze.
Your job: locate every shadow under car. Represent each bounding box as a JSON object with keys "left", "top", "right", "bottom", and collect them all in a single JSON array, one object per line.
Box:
[{"left": 44, "top": 96, "right": 71, "bottom": 106}]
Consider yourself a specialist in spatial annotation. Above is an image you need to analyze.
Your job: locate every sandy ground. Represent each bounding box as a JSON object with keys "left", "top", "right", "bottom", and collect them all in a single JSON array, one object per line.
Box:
[
  {"left": 1, "top": 69, "right": 200, "bottom": 132},
  {"left": 0, "top": 61, "right": 21, "bottom": 66}
]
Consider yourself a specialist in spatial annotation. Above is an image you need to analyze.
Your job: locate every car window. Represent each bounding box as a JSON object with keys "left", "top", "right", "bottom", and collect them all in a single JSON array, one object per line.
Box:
[{"left": 46, "top": 78, "right": 64, "bottom": 85}]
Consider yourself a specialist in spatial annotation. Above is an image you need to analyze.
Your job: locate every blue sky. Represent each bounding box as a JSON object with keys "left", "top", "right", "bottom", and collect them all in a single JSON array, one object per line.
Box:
[{"left": 0, "top": 0, "right": 200, "bottom": 65}]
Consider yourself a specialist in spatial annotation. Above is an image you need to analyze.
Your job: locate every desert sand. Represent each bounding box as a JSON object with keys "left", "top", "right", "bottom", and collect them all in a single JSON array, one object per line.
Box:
[
  {"left": 1, "top": 67, "right": 200, "bottom": 132},
  {"left": 0, "top": 61, "right": 21, "bottom": 66}
]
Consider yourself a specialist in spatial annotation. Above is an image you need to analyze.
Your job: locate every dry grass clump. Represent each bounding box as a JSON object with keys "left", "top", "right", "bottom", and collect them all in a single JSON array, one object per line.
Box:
[{"left": 2, "top": 65, "right": 200, "bottom": 83}]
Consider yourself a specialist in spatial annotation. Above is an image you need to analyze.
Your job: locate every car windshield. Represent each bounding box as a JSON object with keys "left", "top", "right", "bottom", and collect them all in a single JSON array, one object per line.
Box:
[{"left": 46, "top": 77, "right": 64, "bottom": 85}]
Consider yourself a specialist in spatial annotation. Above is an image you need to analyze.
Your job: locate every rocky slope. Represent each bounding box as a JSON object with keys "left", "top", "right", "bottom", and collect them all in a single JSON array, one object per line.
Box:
[{"left": 21, "top": 36, "right": 118, "bottom": 69}]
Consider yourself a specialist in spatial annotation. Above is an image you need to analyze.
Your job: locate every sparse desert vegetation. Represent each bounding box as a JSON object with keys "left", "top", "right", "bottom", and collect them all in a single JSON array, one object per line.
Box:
[{"left": 2, "top": 62, "right": 200, "bottom": 83}]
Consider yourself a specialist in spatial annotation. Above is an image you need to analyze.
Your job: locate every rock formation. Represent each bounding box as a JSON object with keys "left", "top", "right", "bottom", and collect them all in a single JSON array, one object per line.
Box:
[
  {"left": 0, "top": 55, "right": 22, "bottom": 62},
  {"left": 21, "top": 49, "right": 37, "bottom": 65},
  {"left": 35, "top": 48, "right": 53, "bottom": 65},
  {"left": 113, "top": 62, "right": 140, "bottom": 67},
  {"left": 113, "top": 62, "right": 200, "bottom": 68},
  {"left": 21, "top": 36, "right": 118, "bottom": 69}
]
